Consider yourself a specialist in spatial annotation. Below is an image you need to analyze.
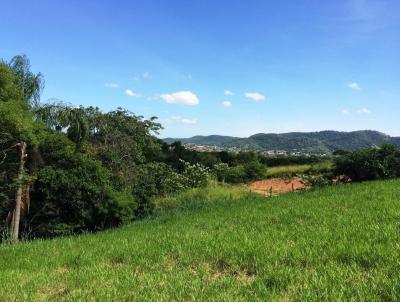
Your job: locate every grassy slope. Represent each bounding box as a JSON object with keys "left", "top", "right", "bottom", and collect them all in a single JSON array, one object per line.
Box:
[{"left": 1, "top": 180, "right": 400, "bottom": 301}]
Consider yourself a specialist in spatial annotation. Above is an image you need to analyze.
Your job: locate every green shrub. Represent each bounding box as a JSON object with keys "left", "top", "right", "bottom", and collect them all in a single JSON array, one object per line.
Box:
[
  {"left": 334, "top": 144, "right": 400, "bottom": 182},
  {"left": 181, "top": 160, "right": 210, "bottom": 188},
  {"left": 300, "top": 174, "right": 332, "bottom": 188},
  {"left": 213, "top": 161, "right": 267, "bottom": 184},
  {"left": 243, "top": 160, "right": 267, "bottom": 180},
  {"left": 132, "top": 162, "right": 175, "bottom": 217},
  {"left": 225, "top": 165, "right": 247, "bottom": 183},
  {"left": 132, "top": 161, "right": 210, "bottom": 217},
  {"left": 30, "top": 152, "right": 137, "bottom": 237},
  {"left": 212, "top": 163, "right": 230, "bottom": 182}
]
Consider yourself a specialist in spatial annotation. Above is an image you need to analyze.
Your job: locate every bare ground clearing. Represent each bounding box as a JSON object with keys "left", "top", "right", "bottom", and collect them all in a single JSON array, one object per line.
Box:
[{"left": 249, "top": 177, "right": 306, "bottom": 196}]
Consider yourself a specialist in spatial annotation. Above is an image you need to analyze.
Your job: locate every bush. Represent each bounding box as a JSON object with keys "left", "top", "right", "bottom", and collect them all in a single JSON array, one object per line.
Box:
[
  {"left": 300, "top": 174, "right": 332, "bottom": 188},
  {"left": 132, "top": 161, "right": 210, "bottom": 217},
  {"left": 213, "top": 163, "right": 230, "bottom": 182},
  {"left": 225, "top": 165, "right": 247, "bottom": 183},
  {"left": 213, "top": 161, "right": 267, "bottom": 184},
  {"left": 243, "top": 161, "right": 267, "bottom": 180},
  {"left": 334, "top": 144, "right": 400, "bottom": 182},
  {"left": 181, "top": 160, "right": 210, "bottom": 188},
  {"left": 132, "top": 162, "right": 177, "bottom": 217},
  {"left": 30, "top": 152, "right": 137, "bottom": 237}
]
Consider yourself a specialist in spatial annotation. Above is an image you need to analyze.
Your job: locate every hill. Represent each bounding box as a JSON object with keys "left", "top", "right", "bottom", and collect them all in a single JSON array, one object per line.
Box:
[
  {"left": 1, "top": 180, "right": 400, "bottom": 301},
  {"left": 164, "top": 130, "right": 400, "bottom": 153}
]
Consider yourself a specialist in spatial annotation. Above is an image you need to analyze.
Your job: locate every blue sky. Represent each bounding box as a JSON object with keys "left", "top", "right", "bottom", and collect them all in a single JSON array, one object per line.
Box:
[{"left": 1, "top": 0, "right": 399, "bottom": 137}]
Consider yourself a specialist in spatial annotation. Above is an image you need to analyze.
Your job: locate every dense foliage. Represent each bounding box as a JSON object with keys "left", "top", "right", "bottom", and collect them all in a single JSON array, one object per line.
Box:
[
  {"left": 334, "top": 143, "right": 400, "bottom": 182},
  {"left": 160, "top": 142, "right": 269, "bottom": 183},
  {"left": 0, "top": 55, "right": 213, "bottom": 240},
  {"left": 3, "top": 54, "right": 398, "bottom": 241}
]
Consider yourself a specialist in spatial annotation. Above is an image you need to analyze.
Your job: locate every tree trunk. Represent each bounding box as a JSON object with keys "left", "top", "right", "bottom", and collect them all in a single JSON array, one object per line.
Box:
[{"left": 11, "top": 142, "right": 27, "bottom": 242}]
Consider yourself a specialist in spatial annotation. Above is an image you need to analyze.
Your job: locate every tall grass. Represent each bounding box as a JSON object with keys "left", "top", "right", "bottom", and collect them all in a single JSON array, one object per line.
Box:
[
  {"left": 1, "top": 179, "right": 400, "bottom": 301},
  {"left": 266, "top": 160, "right": 333, "bottom": 178},
  {"left": 152, "top": 181, "right": 253, "bottom": 213}
]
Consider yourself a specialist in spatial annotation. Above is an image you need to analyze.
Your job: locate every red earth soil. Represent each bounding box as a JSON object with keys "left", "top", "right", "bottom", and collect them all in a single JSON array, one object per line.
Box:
[{"left": 248, "top": 177, "right": 306, "bottom": 196}]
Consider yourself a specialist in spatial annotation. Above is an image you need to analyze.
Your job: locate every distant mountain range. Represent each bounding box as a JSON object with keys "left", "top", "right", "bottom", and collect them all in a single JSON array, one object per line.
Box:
[{"left": 163, "top": 130, "right": 400, "bottom": 154}]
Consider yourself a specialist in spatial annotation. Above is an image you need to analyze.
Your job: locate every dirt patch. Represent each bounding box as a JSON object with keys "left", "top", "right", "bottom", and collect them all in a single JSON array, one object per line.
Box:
[
  {"left": 208, "top": 259, "right": 256, "bottom": 284},
  {"left": 37, "top": 285, "right": 69, "bottom": 300},
  {"left": 249, "top": 177, "right": 306, "bottom": 196}
]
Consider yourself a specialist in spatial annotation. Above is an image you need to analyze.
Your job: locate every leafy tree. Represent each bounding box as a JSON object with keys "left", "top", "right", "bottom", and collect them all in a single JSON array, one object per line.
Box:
[
  {"left": 8, "top": 55, "right": 44, "bottom": 107},
  {"left": 213, "top": 163, "right": 230, "bottom": 182},
  {"left": 35, "top": 103, "right": 90, "bottom": 151},
  {"left": 243, "top": 161, "right": 267, "bottom": 180},
  {"left": 0, "top": 56, "right": 43, "bottom": 241},
  {"left": 25, "top": 132, "right": 137, "bottom": 237},
  {"left": 334, "top": 144, "right": 400, "bottom": 181},
  {"left": 181, "top": 160, "right": 210, "bottom": 188}
]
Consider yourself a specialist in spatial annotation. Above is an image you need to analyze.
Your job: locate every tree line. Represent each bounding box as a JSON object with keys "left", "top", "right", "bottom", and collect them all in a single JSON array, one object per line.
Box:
[
  {"left": 0, "top": 55, "right": 270, "bottom": 241},
  {"left": 1, "top": 55, "right": 399, "bottom": 242}
]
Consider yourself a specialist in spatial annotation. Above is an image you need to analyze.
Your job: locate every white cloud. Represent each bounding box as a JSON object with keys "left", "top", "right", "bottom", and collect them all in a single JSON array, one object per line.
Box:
[
  {"left": 104, "top": 83, "right": 119, "bottom": 88},
  {"left": 357, "top": 108, "right": 371, "bottom": 114},
  {"left": 222, "top": 101, "right": 232, "bottom": 108},
  {"left": 348, "top": 82, "right": 361, "bottom": 90},
  {"left": 171, "top": 116, "right": 197, "bottom": 124},
  {"left": 161, "top": 91, "right": 199, "bottom": 106},
  {"left": 142, "top": 72, "right": 151, "bottom": 79},
  {"left": 244, "top": 92, "right": 266, "bottom": 102},
  {"left": 125, "top": 89, "right": 139, "bottom": 97},
  {"left": 341, "top": 109, "right": 350, "bottom": 115},
  {"left": 224, "top": 90, "right": 234, "bottom": 96}
]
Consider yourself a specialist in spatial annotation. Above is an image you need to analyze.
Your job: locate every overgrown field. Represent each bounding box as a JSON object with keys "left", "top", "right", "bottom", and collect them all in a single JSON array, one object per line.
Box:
[
  {"left": 1, "top": 179, "right": 400, "bottom": 301},
  {"left": 266, "top": 160, "right": 333, "bottom": 178}
]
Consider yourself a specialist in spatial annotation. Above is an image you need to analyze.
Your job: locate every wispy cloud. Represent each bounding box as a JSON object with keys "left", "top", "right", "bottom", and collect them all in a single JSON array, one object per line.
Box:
[
  {"left": 142, "top": 72, "right": 151, "bottom": 79},
  {"left": 357, "top": 108, "right": 371, "bottom": 114},
  {"left": 171, "top": 116, "right": 197, "bottom": 124},
  {"left": 224, "top": 90, "right": 234, "bottom": 96},
  {"left": 104, "top": 83, "right": 119, "bottom": 88},
  {"left": 125, "top": 89, "right": 139, "bottom": 97},
  {"left": 348, "top": 82, "right": 361, "bottom": 90},
  {"left": 222, "top": 101, "right": 232, "bottom": 108},
  {"left": 133, "top": 72, "right": 152, "bottom": 81},
  {"left": 161, "top": 91, "right": 199, "bottom": 106},
  {"left": 244, "top": 92, "right": 266, "bottom": 102},
  {"left": 341, "top": 109, "right": 350, "bottom": 115}
]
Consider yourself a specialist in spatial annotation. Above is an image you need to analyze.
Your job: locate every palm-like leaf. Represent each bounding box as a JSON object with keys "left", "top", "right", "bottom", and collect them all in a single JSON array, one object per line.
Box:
[
  {"left": 9, "top": 55, "right": 44, "bottom": 107},
  {"left": 35, "top": 102, "right": 89, "bottom": 151}
]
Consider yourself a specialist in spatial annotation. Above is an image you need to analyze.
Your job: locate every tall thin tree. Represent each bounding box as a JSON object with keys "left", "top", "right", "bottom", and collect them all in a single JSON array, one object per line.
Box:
[{"left": 6, "top": 55, "right": 43, "bottom": 241}]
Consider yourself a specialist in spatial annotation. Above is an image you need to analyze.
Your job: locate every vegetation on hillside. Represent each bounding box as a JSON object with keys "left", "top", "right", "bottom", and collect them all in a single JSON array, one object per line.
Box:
[
  {"left": 2, "top": 54, "right": 400, "bottom": 242},
  {"left": 0, "top": 55, "right": 212, "bottom": 240},
  {"left": 165, "top": 130, "right": 400, "bottom": 153},
  {"left": 0, "top": 55, "right": 273, "bottom": 241}
]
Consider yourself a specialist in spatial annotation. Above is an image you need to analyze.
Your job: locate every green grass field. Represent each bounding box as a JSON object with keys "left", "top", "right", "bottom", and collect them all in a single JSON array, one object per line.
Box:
[
  {"left": 266, "top": 161, "right": 333, "bottom": 178},
  {"left": 1, "top": 179, "right": 400, "bottom": 301}
]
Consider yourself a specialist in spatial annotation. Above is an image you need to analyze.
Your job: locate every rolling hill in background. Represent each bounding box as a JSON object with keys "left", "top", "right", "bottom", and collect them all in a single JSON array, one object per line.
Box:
[{"left": 164, "top": 130, "right": 400, "bottom": 153}]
